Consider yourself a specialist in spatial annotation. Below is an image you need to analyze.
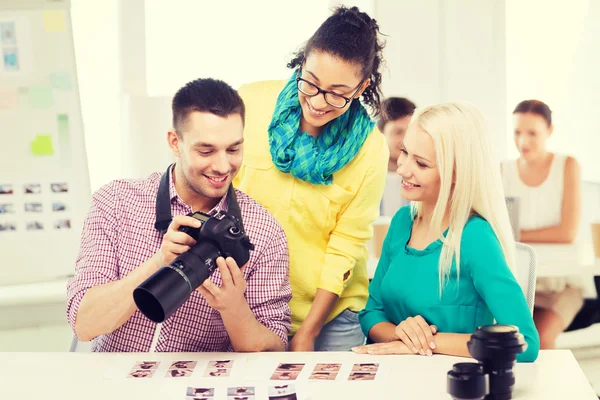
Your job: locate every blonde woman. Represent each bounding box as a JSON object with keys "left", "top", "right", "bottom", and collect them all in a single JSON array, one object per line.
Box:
[{"left": 354, "top": 103, "right": 539, "bottom": 362}]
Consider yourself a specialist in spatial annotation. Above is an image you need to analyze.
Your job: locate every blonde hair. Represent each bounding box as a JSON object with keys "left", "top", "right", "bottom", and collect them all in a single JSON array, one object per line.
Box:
[{"left": 408, "top": 102, "right": 516, "bottom": 294}]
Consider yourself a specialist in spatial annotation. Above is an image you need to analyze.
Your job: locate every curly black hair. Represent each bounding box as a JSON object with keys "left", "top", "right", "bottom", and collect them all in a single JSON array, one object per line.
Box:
[{"left": 287, "top": 5, "right": 386, "bottom": 116}]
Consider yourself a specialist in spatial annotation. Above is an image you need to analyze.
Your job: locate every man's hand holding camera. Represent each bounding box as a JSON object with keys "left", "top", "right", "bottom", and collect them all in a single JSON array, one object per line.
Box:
[
  {"left": 153, "top": 215, "right": 201, "bottom": 268},
  {"left": 197, "top": 256, "right": 248, "bottom": 313}
]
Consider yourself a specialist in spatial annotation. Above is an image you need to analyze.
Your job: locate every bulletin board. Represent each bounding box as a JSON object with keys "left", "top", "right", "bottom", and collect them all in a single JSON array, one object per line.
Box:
[{"left": 0, "top": 0, "right": 90, "bottom": 285}]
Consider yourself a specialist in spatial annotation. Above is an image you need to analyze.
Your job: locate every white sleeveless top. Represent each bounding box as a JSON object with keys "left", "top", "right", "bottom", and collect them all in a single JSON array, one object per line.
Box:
[
  {"left": 502, "top": 154, "right": 581, "bottom": 291},
  {"left": 501, "top": 154, "right": 566, "bottom": 230}
]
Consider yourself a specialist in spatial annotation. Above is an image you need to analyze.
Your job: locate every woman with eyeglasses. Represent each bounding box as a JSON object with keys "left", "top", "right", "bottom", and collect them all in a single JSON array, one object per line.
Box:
[{"left": 234, "top": 6, "right": 388, "bottom": 351}]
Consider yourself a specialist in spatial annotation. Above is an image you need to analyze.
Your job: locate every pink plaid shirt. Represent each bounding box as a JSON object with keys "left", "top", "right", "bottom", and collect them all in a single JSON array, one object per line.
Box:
[{"left": 66, "top": 169, "right": 291, "bottom": 352}]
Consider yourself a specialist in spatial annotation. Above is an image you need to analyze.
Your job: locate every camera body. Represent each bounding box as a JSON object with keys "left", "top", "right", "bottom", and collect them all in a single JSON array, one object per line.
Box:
[
  {"left": 179, "top": 210, "right": 253, "bottom": 271},
  {"left": 447, "top": 324, "right": 527, "bottom": 400},
  {"left": 133, "top": 210, "right": 254, "bottom": 323}
]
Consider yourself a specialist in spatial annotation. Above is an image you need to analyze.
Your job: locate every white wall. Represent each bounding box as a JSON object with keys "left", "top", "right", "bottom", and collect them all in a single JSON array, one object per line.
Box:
[
  {"left": 375, "top": 0, "right": 508, "bottom": 161},
  {"left": 71, "top": 0, "right": 121, "bottom": 192},
  {"left": 506, "top": 0, "right": 599, "bottom": 183}
]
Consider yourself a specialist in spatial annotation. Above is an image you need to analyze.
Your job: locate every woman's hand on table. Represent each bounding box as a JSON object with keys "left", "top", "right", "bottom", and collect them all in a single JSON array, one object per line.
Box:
[{"left": 393, "top": 316, "right": 437, "bottom": 356}]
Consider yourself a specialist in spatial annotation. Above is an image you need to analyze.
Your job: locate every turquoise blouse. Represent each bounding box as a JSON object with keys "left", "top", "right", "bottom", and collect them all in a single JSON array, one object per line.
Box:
[{"left": 359, "top": 206, "right": 539, "bottom": 362}]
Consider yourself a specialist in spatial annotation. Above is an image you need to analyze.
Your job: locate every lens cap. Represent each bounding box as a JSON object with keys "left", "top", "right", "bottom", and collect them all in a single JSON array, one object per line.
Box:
[{"left": 447, "top": 362, "right": 488, "bottom": 400}]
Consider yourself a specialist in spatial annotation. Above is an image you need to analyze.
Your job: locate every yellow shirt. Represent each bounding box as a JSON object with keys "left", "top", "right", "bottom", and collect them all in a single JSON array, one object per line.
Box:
[{"left": 235, "top": 80, "right": 388, "bottom": 334}]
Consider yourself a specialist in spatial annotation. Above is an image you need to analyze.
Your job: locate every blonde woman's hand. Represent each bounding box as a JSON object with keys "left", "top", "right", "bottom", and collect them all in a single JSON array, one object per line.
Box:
[
  {"left": 393, "top": 316, "right": 437, "bottom": 356},
  {"left": 352, "top": 340, "right": 413, "bottom": 355}
]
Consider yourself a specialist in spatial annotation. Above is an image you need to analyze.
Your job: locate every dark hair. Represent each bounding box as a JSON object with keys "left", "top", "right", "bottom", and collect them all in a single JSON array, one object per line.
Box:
[
  {"left": 377, "top": 97, "right": 416, "bottom": 131},
  {"left": 172, "top": 78, "right": 245, "bottom": 133},
  {"left": 513, "top": 100, "right": 552, "bottom": 126},
  {"left": 287, "top": 5, "right": 386, "bottom": 116}
]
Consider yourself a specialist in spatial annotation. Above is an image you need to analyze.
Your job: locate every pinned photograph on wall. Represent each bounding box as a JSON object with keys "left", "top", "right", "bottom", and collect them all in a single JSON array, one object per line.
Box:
[
  {"left": 0, "top": 222, "right": 16, "bottom": 231},
  {"left": 24, "top": 183, "right": 41, "bottom": 194},
  {"left": 0, "top": 184, "right": 14, "bottom": 195},
  {"left": 0, "top": 203, "right": 14, "bottom": 214},
  {"left": 268, "top": 384, "right": 298, "bottom": 400},
  {"left": 52, "top": 202, "right": 67, "bottom": 211},
  {"left": 227, "top": 386, "right": 255, "bottom": 400},
  {"left": 51, "top": 182, "right": 68, "bottom": 193},
  {"left": 54, "top": 219, "right": 71, "bottom": 229},
  {"left": 3, "top": 47, "right": 18, "bottom": 71},
  {"left": 127, "top": 368, "right": 156, "bottom": 379},
  {"left": 24, "top": 202, "right": 43, "bottom": 212},
  {"left": 186, "top": 386, "right": 214, "bottom": 398},
  {"left": 131, "top": 361, "right": 160, "bottom": 370},
  {"left": 26, "top": 221, "right": 43, "bottom": 231},
  {"left": 1, "top": 21, "right": 17, "bottom": 45}
]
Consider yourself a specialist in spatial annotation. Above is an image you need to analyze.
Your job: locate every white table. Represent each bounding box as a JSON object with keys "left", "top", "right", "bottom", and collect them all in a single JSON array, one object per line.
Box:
[{"left": 0, "top": 350, "right": 595, "bottom": 399}]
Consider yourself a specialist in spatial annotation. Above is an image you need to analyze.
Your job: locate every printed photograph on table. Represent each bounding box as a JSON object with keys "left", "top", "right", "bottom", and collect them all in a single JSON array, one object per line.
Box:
[
  {"left": 0, "top": 203, "right": 14, "bottom": 214},
  {"left": 268, "top": 384, "right": 298, "bottom": 400},
  {"left": 54, "top": 219, "right": 71, "bottom": 229},
  {"left": 165, "top": 368, "right": 193, "bottom": 378},
  {"left": 186, "top": 386, "right": 214, "bottom": 398},
  {"left": 208, "top": 360, "right": 233, "bottom": 368},
  {"left": 227, "top": 386, "right": 255, "bottom": 398},
  {"left": 203, "top": 368, "right": 231, "bottom": 377},
  {"left": 26, "top": 221, "right": 43, "bottom": 231},
  {"left": 168, "top": 360, "right": 197, "bottom": 370},
  {"left": 24, "top": 202, "right": 42, "bottom": 212},
  {"left": 202, "top": 359, "right": 234, "bottom": 377},
  {"left": 1, "top": 21, "right": 17, "bottom": 45},
  {"left": 309, "top": 371, "right": 338, "bottom": 381},
  {"left": 131, "top": 361, "right": 160, "bottom": 370},
  {"left": 3, "top": 47, "right": 18, "bottom": 71},
  {"left": 0, "top": 184, "right": 13, "bottom": 194},
  {"left": 313, "top": 363, "right": 341, "bottom": 372},
  {"left": 24, "top": 183, "right": 41, "bottom": 194},
  {"left": 351, "top": 363, "right": 379, "bottom": 372},
  {"left": 270, "top": 371, "right": 300, "bottom": 381},
  {"left": 127, "top": 368, "right": 156, "bottom": 379},
  {"left": 0, "top": 222, "right": 16, "bottom": 231},
  {"left": 50, "top": 182, "right": 68, "bottom": 193},
  {"left": 348, "top": 371, "right": 376, "bottom": 381},
  {"left": 52, "top": 202, "right": 67, "bottom": 211}
]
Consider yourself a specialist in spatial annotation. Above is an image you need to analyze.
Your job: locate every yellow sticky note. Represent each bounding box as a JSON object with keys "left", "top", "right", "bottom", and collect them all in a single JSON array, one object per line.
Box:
[
  {"left": 43, "top": 11, "right": 66, "bottom": 32},
  {"left": 31, "top": 135, "right": 54, "bottom": 156}
]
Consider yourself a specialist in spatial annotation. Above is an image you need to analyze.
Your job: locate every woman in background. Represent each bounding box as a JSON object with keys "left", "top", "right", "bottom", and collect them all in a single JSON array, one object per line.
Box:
[
  {"left": 502, "top": 100, "right": 583, "bottom": 349},
  {"left": 235, "top": 6, "right": 388, "bottom": 351},
  {"left": 355, "top": 102, "right": 539, "bottom": 362}
]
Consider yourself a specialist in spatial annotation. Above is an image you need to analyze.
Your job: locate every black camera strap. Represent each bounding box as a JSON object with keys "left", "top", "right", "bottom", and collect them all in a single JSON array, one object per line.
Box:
[{"left": 154, "top": 163, "right": 246, "bottom": 234}]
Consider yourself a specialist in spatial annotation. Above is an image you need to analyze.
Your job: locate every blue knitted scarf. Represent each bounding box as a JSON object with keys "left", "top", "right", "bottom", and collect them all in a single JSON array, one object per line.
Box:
[{"left": 268, "top": 74, "right": 374, "bottom": 185}]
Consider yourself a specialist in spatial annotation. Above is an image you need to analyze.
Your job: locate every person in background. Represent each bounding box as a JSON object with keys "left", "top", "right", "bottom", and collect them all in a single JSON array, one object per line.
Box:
[
  {"left": 378, "top": 97, "right": 416, "bottom": 216},
  {"left": 502, "top": 99, "right": 583, "bottom": 349},
  {"left": 354, "top": 102, "right": 539, "bottom": 362},
  {"left": 234, "top": 6, "right": 389, "bottom": 351}
]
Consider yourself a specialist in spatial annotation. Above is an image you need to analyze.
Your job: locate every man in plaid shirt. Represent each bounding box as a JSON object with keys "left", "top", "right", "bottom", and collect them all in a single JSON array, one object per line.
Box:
[{"left": 66, "top": 78, "right": 292, "bottom": 352}]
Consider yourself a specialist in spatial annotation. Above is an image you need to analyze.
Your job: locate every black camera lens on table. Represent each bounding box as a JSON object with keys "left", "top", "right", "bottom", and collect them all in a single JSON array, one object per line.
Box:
[
  {"left": 133, "top": 210, "right": 254, "bottom": 323},
  {"left": 447, "top": 324, "right": 527, "bottom": 400}
]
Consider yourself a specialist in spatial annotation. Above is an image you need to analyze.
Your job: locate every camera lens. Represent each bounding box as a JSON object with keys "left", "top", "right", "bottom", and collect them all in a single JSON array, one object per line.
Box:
[
  {"left": 467, "top": 325, "right": 527, "bottom": 400},
  {"left": 447, "top": 362, "right": 488, "bottom": 400},
  {"left": 133, "top": 241, "right": 221, "bottom": 323}
]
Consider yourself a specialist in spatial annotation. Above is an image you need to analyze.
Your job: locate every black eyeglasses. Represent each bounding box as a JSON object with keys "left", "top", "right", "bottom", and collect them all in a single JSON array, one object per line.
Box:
[{"left": 296, "top": 72, "right": 364, "bottom": 109}]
